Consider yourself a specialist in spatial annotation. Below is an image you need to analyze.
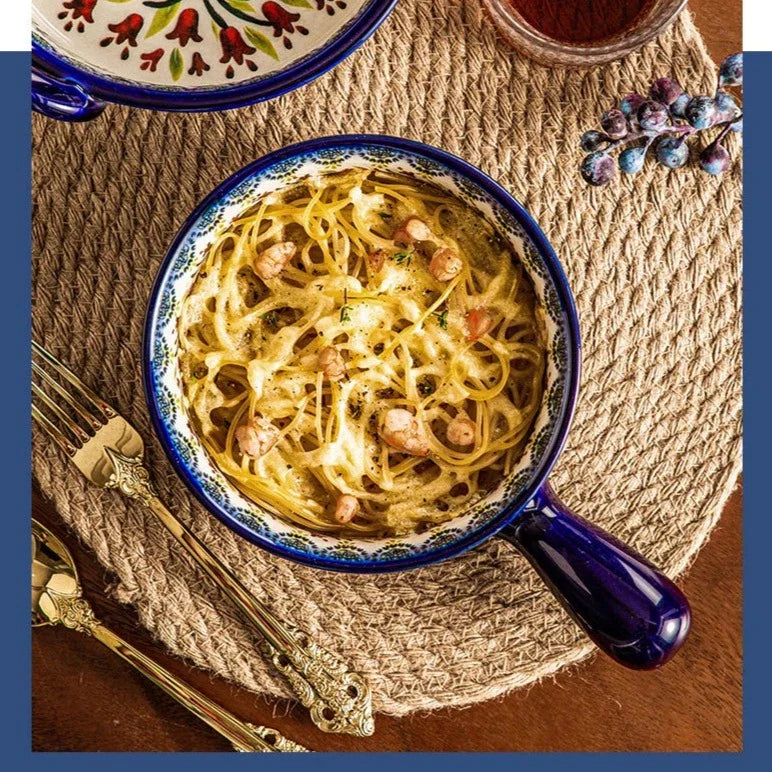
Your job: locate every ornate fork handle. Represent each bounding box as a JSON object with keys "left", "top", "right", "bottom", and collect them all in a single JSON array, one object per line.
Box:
[
  {"left": 43, "top": 588, "right": 306, "bottom": 752},
  {"left": 105, "top": 449, "right": 374, "bottom": 737}
]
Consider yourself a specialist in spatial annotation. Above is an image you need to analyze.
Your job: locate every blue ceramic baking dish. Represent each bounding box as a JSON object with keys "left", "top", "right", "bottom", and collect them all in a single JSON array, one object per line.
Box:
[{"left": 144, "top": 135, "right": 691, "bottom": 670}]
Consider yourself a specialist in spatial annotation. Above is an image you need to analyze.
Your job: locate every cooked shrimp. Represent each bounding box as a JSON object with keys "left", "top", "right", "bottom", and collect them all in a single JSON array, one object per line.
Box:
[
  {"left": 253, "top": 241, "right": 296, "bottom": 280},
  {"left": 392, "top": 217, "right": 433, "bottom": 245},
  {"left": 318, "top": 346, "right": 346, "bottom": 381},
  {"left": 378, "top": 408, "right": 430, "bottom": 457},
  {"left": 234, "top": 416, "right": 280, "bottom": 458},
  {"left": 429, "top": 247, "right": 463, "bottom": 281},
  {"left": 464, "top": 307, "right": 494, "bottom": 341},
  {"left": 446, "top": 416, "right": 476, "bottom": 446},
  {"left": 367, "top": 249, "right": 387, "bottom": 273},
  {"left": 334, "top": 494, "right": 360, "bottom": 524}
]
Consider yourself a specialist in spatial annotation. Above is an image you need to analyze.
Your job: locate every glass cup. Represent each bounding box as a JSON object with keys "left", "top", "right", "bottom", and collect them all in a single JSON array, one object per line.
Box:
[{"left": 481, "top": 0, "right": 687, "bottom": 68}]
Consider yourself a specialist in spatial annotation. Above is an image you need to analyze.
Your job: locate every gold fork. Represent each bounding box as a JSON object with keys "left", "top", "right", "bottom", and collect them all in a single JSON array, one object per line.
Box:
[
  {"left": 32, "top": 518, "right": 308, "bottom": 752},
  {"left": 31, "top": 340, "right": 374, "bottom": 737}
]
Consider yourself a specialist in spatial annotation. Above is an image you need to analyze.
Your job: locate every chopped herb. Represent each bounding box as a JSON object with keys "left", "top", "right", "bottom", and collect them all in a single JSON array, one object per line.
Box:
[
  {"left": 378, "top": 212, "right": 393, "bottom": 221},
  {"left": 432, "top": 309, "right": 449, "bottom": 330},
  {"left": 350, "top": 403, "right": 362, "bottom": 419},
  {"left": 340, "top": 288, "right": 352, "bottom": 323},
  {"left": 393, "top": 250, "right": 412, "bottom": 266},
  {"left": 261, "top": 311, "right": 278, "bottom": 327},
  {"left": 417, "top": 379, "right": 435, "bottom": 396}
]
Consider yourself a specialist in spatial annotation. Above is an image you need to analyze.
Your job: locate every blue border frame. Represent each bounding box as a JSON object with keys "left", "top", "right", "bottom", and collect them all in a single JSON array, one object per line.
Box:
[
  {"left": 32, "top": 0, "right": 398, "bottom": 112},
  {"left": 14, "top": 46, "right": 769, "bottom": 766},
  {"left": 142, "top": 134, "right": 582, "bottom": 573}
]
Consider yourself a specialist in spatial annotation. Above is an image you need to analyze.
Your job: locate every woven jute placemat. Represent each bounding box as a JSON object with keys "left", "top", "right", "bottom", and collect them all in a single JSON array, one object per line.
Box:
[{"left": 32, "top": 2, "right": 741, "bottom": 716}]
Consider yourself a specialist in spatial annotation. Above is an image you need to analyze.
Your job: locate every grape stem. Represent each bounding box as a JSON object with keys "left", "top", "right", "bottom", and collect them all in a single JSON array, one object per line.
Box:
[
  {"left": 712, "top": 121, "right": 735, "bottom": 147},
  {"left": 601, "top": 117, "right": 739, "bottom": 154},
  {"left": 601, "top": 124, "right": 694, "bottom": 152}
]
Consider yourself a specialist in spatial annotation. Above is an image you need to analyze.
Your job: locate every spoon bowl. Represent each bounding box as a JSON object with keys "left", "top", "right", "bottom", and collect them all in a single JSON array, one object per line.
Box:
[{"left": 31, "top": 520, "right": 85, "bottom": 629}]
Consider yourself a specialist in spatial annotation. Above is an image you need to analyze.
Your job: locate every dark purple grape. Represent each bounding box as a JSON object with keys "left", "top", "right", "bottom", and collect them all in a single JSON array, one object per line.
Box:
[
  {"left": 581, "top": 152, "right": 616, "bottom": 186},
  {"left": 649, "top": 78, "right": 683, "bottom": 106},
  {"left": 655, "top": 137, "right": 689, "bottom": 169},
  {"left": 699, "top": 141, "right": 730, "bottom": 175},
  {"left": 619, "top": 146, "right": 647, "bottom": 174},
  {"left": 580, "top": 130, "right": 611, "bottom": 152},
  {"left": 638, "top": 100, "right": 669, "bottom": 131},
  {"left": 600, "top": 109, "right": 628, "bottom": 140},
  {"left": 620, "top": 93, "right": 645, "bottom": 117},
  {"left": 714, "top": 92, "right": 741, "bottom": 123},
  {"left": 670, "top": 92, "right": 690, "bottom": 118},
  {"left": 719, "top": 53, "right": 743, "bottom": 87},
  {"left": 685, "top": 96, "right": 717, "bottom": 129}
]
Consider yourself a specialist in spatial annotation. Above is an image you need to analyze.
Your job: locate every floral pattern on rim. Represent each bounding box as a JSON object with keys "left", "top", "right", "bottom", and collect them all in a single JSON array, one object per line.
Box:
[{"left": 51, "top": 0, "right": 354, "bottom": 83}]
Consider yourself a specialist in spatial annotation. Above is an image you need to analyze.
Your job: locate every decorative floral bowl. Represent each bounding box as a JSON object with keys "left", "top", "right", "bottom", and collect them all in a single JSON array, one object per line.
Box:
[
  {"left": 32, "top": 0, "right": 398, "bottom": 120},
  {"left": 144, "top": 135, "right": 691, "bottom": 670}
]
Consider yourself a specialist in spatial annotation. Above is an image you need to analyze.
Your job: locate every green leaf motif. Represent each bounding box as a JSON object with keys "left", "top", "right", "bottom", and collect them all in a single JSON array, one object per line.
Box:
[
  {"left": 280, "top": 0, "right": 313, "bottom": 7},
  {"left": 146, "top": 6, "right": 181, "bottom": 38},
  {"left": 244, "top": 27, "right": 279, "bottom": 61},
  {"left": 229, "top": 1, "right": 259, "bottom": 11},
  {"left": 169, "top": 48, "right": 184, "bottom": 82}
]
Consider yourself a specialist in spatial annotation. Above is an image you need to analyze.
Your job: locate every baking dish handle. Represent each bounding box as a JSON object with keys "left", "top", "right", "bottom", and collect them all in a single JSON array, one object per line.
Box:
[
  {"left": 32, "top": 67, "right": 105, "bottom": 122},
  {"left": 499, "top": 481, "right": 691, "bottom": 670}
]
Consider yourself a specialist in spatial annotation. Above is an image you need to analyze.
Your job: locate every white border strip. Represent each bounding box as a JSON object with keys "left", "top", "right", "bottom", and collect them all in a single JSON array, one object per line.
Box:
[
  {"left": 746, "top": 0, "right": 771, "bottom": 51},
  {"left": 0, "top": 5, "right": 30, "bottom": 52}
]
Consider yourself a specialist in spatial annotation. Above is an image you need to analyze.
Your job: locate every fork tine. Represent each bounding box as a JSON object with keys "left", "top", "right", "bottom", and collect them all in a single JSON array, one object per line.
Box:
[
  {"left": 32, "top": 405, "right": 79, "bottom": 457},
  {"left": 32, "top": 382, "right": 92, "bottom": 446},
  {"left": 32, "top": 341, "right": 117, "bottom": 421},
  {"left": 32, "top": 360, "right": 105, "bottom": 431}
]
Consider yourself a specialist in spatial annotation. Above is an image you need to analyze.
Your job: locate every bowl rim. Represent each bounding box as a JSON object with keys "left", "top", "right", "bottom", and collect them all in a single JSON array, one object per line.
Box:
[
  {"left": 142, "top": 134, "right": 582, "bottom": 572},
  {"left": 32, "top": 0, "right": 398, "bottom": 112}
]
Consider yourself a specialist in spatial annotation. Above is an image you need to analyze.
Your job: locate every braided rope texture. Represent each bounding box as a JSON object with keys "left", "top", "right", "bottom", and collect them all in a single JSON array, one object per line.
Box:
[{"left": 32, "top": 2, "right": 741, "bottom": 716}]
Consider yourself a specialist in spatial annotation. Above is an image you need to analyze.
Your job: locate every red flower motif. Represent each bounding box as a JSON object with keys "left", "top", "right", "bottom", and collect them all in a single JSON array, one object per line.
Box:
[
  {"left": 316, "top": 0, "right": 347, "bottom": 14},
  {"left": 261, "top": 2, "right": 301, "bottom": 38},
  {"left": 62, "top": 0, "right": 97, "bottom": 24},
  {"left": 166, "top": 8, "right": 203, "bottom": 47},
  {"left": 219, "top": 27, "right": 255, "bottom": 65},
  {"left": 140, "top": 48, "right": 164, "bottom": 72},
  {"left": 188, "top": 52, "right": 210, "bottom": 77},
  {"left": 108, "top": 14, "right": 144, "bottom": 46}
]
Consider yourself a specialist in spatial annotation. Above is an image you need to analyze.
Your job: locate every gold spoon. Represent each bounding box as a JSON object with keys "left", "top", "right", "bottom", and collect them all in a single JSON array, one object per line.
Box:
[{"left": 31, "top": 519, "right": 307, "bottom": 752}]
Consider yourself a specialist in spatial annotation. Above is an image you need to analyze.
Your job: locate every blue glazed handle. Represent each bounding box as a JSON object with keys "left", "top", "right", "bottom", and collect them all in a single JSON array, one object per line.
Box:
[
  {"left": 32, "top": 68, "right": 105, "bottom": 122},
  {"left": 499, "top": 482, "right": 691, "bottom": 669}
]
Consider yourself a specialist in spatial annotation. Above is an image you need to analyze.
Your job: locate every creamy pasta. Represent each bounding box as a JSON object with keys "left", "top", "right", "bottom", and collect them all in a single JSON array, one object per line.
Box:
[{"left": 178, "top": 169, "right": 545, "bottom": 535}]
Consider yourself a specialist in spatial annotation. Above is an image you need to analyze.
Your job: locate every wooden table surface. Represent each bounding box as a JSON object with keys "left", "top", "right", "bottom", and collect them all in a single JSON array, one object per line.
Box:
[{"left": 31, "top": 0, "right": 743, "bottom": 752}]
